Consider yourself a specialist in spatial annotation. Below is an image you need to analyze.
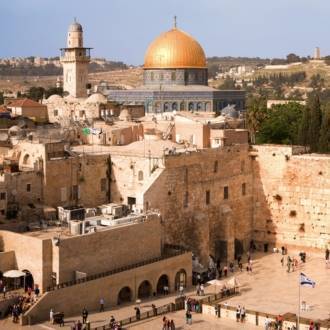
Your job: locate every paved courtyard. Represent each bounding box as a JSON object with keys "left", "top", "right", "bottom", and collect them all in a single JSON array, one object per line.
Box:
[{"left": 1, "top": 250, "right": 329, "bottom": 329}]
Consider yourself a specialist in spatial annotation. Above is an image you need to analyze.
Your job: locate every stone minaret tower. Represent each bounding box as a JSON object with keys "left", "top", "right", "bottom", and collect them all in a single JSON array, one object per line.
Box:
[{"left": 60, "top": 20, "right": 91, "bottom": 98}]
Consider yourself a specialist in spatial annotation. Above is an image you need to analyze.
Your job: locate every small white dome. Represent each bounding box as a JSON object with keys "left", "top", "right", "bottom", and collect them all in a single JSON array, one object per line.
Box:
[
  {"left": 69, "top": 21, "right": 83, "bottom": 32},
  {"left": 85, "top": 93, "right": 107, "bottom": 104}
]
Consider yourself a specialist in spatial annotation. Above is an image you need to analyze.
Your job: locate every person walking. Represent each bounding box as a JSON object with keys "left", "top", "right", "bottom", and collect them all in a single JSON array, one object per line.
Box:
[
  {"left": 3, "top": 285, "right": 6, "bottom": 299},
  {"left": 240, "top": 306, "right": 246, "bottom": 322},
  {"left": 236, "top": 305, "right": 241, "bottom": 322},
  {"left": 82, "top": 308, "right": 88, "bottom": 324},
  {"left": 50, "top": 308, "right": 54, "bottom": 324},
  {"left": 179, "top": 285, "right": 184, "bottom": 297},
  {"left": 99, "top": 298, "right": 105, "bottom": 312},
  {"left": 196, "top": 283, "right": 200, "bottom": 296},
  {"left": 135, "top": 307, "right": 140, "bottom": 320},
  {"left": 170, "top": 319, "right": 176, "bottom": 330}
]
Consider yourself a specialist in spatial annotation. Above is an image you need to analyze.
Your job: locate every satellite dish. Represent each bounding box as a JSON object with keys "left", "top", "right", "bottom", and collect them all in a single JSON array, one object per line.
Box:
[{"left": 0, "top": 133, "right": 8, "bottom": 141}]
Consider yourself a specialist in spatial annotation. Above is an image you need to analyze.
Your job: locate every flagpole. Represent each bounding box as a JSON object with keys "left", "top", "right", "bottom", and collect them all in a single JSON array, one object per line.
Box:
[{"left": 298, "top": 272, "right": 300, "bottom": 330}]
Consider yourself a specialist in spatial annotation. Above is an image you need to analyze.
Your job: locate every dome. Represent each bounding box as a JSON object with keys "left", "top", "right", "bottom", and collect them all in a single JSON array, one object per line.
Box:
[
  {"left": 85, "top": 93, "right": 107, "bottom": 104},
  {"left": 144, "top": 27, "right": 207, "bottom": 69},
  {"left": 47, "top": 94, "right": 63, "bottom": 102},
  {"left": 69, "top": 21, "right": 83, "bottom": 32}
]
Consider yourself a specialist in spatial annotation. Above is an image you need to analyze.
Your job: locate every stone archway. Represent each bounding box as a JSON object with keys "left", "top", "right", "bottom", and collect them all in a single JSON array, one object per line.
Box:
[
  {"left": 117, "top": 286, "right": 132, "bottom": 305},
  {"left": 137, "top": 280, "right": 152, "bottom": 299},
  {"left": 21, "top": 270, "right": 34, "bottom": 290},
  {"left": 175, "top": 269, "right": 187, "bottom": 290},
  {"left": 156, "top": 274, "right": 169, "bottom": 294}
]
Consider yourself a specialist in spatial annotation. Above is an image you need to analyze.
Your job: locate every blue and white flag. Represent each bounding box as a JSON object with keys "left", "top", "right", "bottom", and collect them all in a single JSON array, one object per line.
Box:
[{"left": 300, "top": 273, "right": 316, "bottom": 287}]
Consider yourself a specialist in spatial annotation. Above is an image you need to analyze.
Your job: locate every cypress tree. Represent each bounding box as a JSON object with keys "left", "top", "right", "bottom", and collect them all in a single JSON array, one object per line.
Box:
[
  {"left": 298, "top": 106, "right": 311, "bottom": 148},
  {"left": 308, "top": 94, "right": 322, "bottom": 152},
  {"left": 319, "top": 104, "right": 330, "bottom": 153}
]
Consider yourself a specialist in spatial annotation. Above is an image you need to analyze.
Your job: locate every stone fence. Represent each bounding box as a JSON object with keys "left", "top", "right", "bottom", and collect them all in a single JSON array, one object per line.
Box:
[{"left": 202, "top": 302, "right": 330, "bottom": 330}]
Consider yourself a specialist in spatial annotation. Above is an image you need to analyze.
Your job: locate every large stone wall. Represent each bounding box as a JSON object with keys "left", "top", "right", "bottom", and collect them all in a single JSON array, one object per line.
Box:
[
  {"left": 23, "top": 252, "right": 192, "bottom": 324},
  {"left": 142, "top": 145, "right": 254, "bottom": 264},
  {"left": 253, "top": 145, "right": 330, "bottom": 251}
]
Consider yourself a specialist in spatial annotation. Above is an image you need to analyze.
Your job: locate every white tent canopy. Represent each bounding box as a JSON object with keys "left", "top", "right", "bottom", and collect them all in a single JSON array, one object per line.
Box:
[{"left": 3, "top": 270, "right": 26, "bottom": 278}]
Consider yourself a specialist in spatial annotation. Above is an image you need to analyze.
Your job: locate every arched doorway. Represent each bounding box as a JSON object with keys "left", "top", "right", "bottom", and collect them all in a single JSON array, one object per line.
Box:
[
  {"left": 137, "top": 280, "right": 152, "bottom": 299},
  {"left": 175, "top": 269, "right": 187, "bottom": 290},
  {"left": 172, "top": 102, "right": 178, "bottom": 111},
  {"left": 188, "top": 102, "right": 194, "bottom": 111},
  {"left": 117, "top": 286, "right": 132, "bottom": 305},
  {"left": 164, "top": 103, "right": 170, "bottom": 112},
  {"left": 156, "top": 274, "right": 169, "bottom": 294},
  {"left": 20, "top": 270, "right": 34, "bottom": 290},
  {"left": 234, "top": 239, "right": 244, "bottom": 260}
]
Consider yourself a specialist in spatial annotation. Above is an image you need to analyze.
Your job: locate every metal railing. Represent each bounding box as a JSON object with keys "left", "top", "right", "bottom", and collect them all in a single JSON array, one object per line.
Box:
[{"left": 46, "top": 246, "right": 188, "bottom": 292}]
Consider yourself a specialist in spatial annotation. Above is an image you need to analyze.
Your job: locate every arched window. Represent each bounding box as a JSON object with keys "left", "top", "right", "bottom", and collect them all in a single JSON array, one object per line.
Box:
[
  {"left": 23, "top": 154, "right": 30, "bottom": 166},
  {"left": 138, "top": 170, "right": 144, "bottom": 181}
]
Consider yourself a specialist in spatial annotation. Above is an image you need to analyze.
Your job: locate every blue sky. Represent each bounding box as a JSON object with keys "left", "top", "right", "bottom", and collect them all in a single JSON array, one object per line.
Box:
[{"left": 1, "top": 0, "right": 329, "bottom": 65}]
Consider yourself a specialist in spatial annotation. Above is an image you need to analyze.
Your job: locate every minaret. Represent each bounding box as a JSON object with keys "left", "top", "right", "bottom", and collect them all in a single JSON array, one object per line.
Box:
[{"left": 60, "top": 19, "right": 91, "bottom": 98}]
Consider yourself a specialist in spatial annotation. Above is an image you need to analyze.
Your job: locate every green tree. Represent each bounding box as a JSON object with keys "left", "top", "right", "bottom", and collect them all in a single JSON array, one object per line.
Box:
[
  {"left": 309, "top": 74, "right": 325, "bottom": 90},
  {"left": 246, "top": 96, "right": 267, "bottom": 144},
  {"left": 298, "top": 106, "right": 311, "bottom": 148},
  {"left": 308, "top": 94, "right": 322, "bottom": 152},
  {"left": 319, "top": 104, "right": 330, "bottom": 153},
  {"left": 27, "top": 86, "right": 45, "bottom": 101},
  {"left": 257, "top": 102, "right": 304, "bottom": 144}
]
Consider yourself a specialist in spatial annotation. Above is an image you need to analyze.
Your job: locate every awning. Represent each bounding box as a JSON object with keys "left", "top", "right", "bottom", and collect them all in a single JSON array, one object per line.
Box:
[{"left": 3, "top": 270, "right": 26, "bottom": 278}]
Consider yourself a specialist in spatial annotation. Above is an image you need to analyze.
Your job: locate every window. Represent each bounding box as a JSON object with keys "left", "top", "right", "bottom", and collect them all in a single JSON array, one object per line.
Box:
[
  {"left": 138, "top": 170, "right": 144, "bottom": 181},
  {"left": 171, "top": 71, "right": 176, "bottom": 81},
  {"left": 26, "top": 184, "right": 31, "bottom": 192},
  {"left": 206, "top": 190, "right": 210, "bottom": 205},
  {"left": 72, "top": 185, "right": 79, "bottom": 200},
  {"left": 79, "top": 110, "right": 85, "bottom": 118},
  {"left": 242, "top": 183, "right": 246, "bottom": 196},
  {"left": 224, "top": 186, "right": 229, "bottom": 200},
  {"left": 184, "top": 191, "right": 189, "bottom": 208},
  {"left": 0, "top": 210, "right": 4, "bottom": 215},
  {"left": 241, "top": 160, "right": 245, "bottom": 173},
  {"left": 100, "top": 178, "right": 107, "bottom": 192},
  {"left": 53, "top": 109, "right": 58, "bottom": 116},
  {"left": 0, "top": 192, "right": 6, "bottom": 200},
  {"left": 214, "top": 161, "right": 218, "bottom": 173},
  {"left": 151, "top": 72, "right": 154, "bottom": 81}
]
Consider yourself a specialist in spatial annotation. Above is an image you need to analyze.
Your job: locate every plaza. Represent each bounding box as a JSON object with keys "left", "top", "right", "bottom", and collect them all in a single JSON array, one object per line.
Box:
[{"left": 0, "top": 250, "right": 325, "bottom": 329}]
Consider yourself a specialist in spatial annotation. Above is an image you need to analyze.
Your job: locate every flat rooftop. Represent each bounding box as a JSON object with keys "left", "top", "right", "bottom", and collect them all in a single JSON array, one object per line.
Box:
[{"left": 72, "top": 139, "right": 186, "bottom": 157}]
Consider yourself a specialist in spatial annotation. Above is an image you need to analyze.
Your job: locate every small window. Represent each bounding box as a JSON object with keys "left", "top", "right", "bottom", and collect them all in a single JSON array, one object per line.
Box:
[
  {"left": 242, "top": 183, "right": 246, "bottom": 196},
  {"left": 0, "top": 192, "right": 6, "bottom": 200},
  {"left": 160, "top": 73, "right": 164, "bottom": 80},
  {"left": 241, "top": 160, "right": 245, "bottom": 173},
  {"left": 79, "top": 110, "right": 85, "bottom": 118},
  {"left": 138, "top": 170, "right": 144, "bottom": 181},
  {"left": 224, "top": 186, "right": 229, "bottom": 200},
  {"left": 0, "top": 209, "right": 5, "bottom": 215},
  {"left": 72, "top": 185, "right": 78, "bottom": 200},
  {"left": 26, "top": 184, "right": 31, "bottom": 192},
  {"left": 206, "top": 190, "right": 210, "bottom": 205},
  {"left": 151, "top": 72, "right": 154, "bottom": 81},
  {"left": 184, "top": 191, "right": 189, "bottom": 208},
  {"left": 214, "top": 161, "right": 218, "bottom": 173},
  {"left": 53, "top": 109, "right": 58, "bottom": 116},
  {"left": 100, "top": 178, "right": 107, "bottom": 192},
  {"left": 171, "top": 71, "right": 176, "bottom": 81}
]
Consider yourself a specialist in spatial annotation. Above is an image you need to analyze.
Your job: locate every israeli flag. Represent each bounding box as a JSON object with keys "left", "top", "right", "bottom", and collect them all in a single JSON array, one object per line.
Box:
[{"left": 300, "top": 273, "right": 316, "bottom": 287}]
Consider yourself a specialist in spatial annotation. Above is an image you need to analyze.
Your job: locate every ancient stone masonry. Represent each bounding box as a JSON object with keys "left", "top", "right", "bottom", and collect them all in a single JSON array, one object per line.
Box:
[{"left": 252, "top": 145, "right": 330, "bottom": 251}]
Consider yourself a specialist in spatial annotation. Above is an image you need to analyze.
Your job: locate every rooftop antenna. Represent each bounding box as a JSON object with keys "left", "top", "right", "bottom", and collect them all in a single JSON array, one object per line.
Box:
[
  {"left": 74, "top": 17, "right": 77, "bottom": 23},
  {"left": 174, "top": 15, "right": 177, "bottom": 28}
]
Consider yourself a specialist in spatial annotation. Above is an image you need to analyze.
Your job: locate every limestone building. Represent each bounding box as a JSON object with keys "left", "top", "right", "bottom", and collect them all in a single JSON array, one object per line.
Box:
[{"left": 60, "top": 20, "right": 91, "bottom": 98}]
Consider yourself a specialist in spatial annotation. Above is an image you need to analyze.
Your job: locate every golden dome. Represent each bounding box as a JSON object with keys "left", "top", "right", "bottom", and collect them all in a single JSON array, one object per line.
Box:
[{"left": 144, "top": 28, "right": 207, "bottom": 69}]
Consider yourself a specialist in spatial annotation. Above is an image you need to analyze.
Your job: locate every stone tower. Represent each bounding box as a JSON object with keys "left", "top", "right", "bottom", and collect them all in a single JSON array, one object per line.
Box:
[{"left": 60, "top": 20, "right": 91, "bottom": 98}]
